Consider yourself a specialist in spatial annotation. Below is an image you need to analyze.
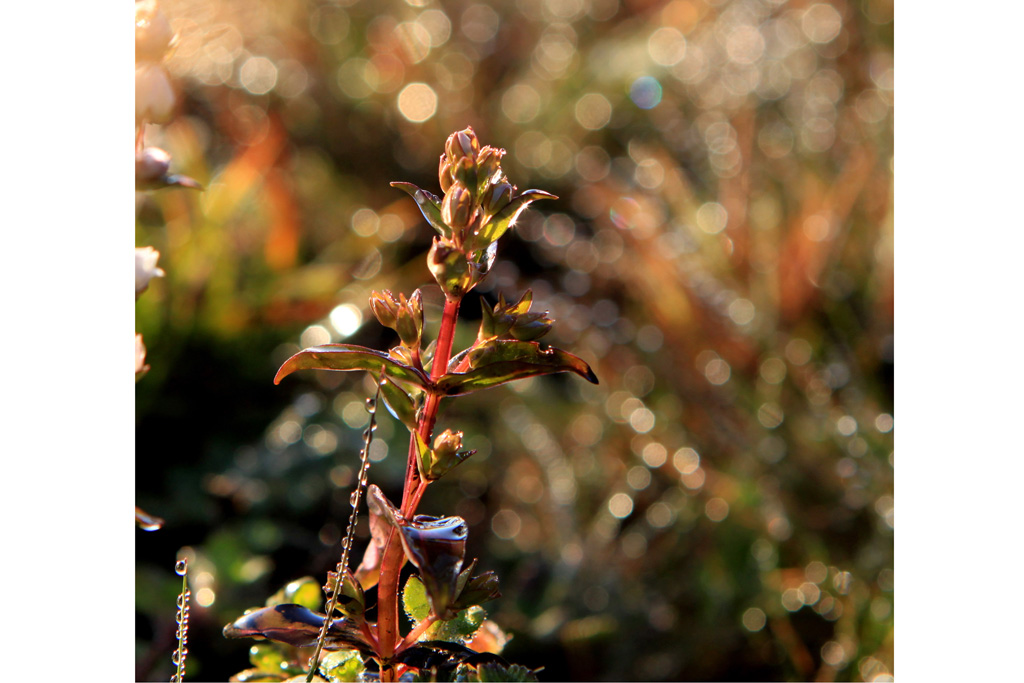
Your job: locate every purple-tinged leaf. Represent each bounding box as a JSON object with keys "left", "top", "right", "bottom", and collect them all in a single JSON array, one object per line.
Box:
[
  {"left": 435, "top": 340, "right": 598, "bottom": 396},
  {"left": 222, "top": 604, "right": 371, "bottom": 653},
  {"left": 274, "top": 344, "right": 430, "bottom": 390}
]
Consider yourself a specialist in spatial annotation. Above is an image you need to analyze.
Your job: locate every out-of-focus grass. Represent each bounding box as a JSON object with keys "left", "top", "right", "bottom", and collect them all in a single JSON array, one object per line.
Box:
[{"left": 136, "top": 0, "right": 893, "bottom": 680}]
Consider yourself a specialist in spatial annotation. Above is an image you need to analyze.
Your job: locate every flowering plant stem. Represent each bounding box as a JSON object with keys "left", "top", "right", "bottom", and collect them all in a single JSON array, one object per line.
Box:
[{"left": 376, "top": 295, "right": 462, "bottom": 678}]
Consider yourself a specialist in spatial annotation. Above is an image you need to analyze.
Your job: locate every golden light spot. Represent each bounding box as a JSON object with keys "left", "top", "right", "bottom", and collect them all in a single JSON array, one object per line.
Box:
[
  {"left": 608, "top": 492, "right": 634, "bottom": 518},
  {"left": 397, "top": 83, "right": 438, "bottom": 122}
]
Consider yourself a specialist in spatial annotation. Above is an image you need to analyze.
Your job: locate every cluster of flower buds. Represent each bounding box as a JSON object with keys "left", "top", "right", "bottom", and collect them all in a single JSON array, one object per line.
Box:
[
  {"left": 392, "top": 127, "right": 555, "bottom": 300},
  {"left": 477, "top": 290, "right": 553, "bottom": 343},
  {"left": 369, "top": 288, "right": 424, "bottom": 349}
]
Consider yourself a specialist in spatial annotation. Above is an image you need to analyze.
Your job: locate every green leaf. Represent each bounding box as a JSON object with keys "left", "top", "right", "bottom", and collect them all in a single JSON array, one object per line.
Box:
[
  {"left": 391, "top": 182, "right": 451, "bottom": 239},
  {"left": 274, "top": 344, "right": 430, "bottom": 391},
  {"left": 435, "top": 341, "right": 598, "bottom": 396},
  {"left": 318, "top": 650, "right": 365, "bottom": 682},
  {"left": 426, "top": 605, "right": 486, "bottom": 644},
  {"left": 471, "top": 189, "right": 556, "bottom": 247},
  {"left": 249, "top": 642, "right": 288, "bottom": 673},
  {"left": 231, "top": 667, "right": 288, "bottom": 682},
  {"left": 379, "top": 377, "right": 420, "bottom": 432},
  {"left": 267, "top": 577, "right": 322, "bottom": 611},
  {"left": 403, "top": 574, "right": 432, "bottom": 624}
]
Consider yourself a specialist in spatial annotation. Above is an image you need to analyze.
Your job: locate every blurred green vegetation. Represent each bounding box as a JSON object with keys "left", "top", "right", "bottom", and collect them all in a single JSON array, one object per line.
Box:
[{"left": 136, "top": 0, "right": 893, "bottom": 680}]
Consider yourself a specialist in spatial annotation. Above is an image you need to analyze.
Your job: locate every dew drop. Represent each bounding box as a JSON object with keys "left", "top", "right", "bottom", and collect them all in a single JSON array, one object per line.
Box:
[
  {"left": 365, "top": 398, "right": 377, "bottom": 413},
  {"left": 349, "top": 490, "right": 360, "bottom": 507},
  {"left": 176, "top": 594, "right": 186, "bottom": 608},
  {"left": 174, "top": 559, "right": 187, "bottom": 575},
  {"left": 171, "top": 650, "right": 180, "bottom": 665}
]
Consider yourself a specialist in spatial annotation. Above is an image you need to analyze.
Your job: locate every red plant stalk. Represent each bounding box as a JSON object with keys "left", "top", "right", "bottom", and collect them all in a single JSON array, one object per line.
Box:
[{"left": 374, "top": 295, "right": 462, "bottom": 679}]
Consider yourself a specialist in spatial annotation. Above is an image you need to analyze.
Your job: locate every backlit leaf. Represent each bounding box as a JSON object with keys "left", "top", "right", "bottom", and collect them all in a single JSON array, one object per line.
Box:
[
  {"left": 435, "top": 341, "right": 598, "bottom": 396},
  {"left": 274, "top": 344, "right": 430, "bottom": 391}
]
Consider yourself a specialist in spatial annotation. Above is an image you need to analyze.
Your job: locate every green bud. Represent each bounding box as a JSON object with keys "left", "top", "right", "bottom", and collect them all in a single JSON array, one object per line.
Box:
[
  {"left": 428, "top": 237, "right": 473, "bottom": 300},
  {"left": 476, "top": 146, "right": 506, "bottom": 193},
  {"left": 442, "top": 183, "right": 475, "bottom": 234},
  {"left": 482, "top": 181, "right": 513, "bottom": 221},
  {"left": 369, "top": 290, "right": 399, "bottom": 329},
  {"left": 453, "top": 156, "right": 477, "bottom": 195}
]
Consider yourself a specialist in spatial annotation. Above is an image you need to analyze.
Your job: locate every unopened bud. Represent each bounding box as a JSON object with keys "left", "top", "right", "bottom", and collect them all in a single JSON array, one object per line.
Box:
[
  {"left": 445, "top": 127, "right": 480, "bottom": 162},
  {"left": 482, "top": 182, "right": 513, "bottom": 219},
  {"left": 433, "top": 429, "right": 464, "bottom": 459},
  {"left": 476, "top": 147, "right": 505, "bottom": 189},
  {"left": 428, "top": 237, "right": 472, "bottom": 299},
  {"left": 442, "top": 184, "right": 475, "bottom": 233},
  {"left": 135, "top": 63, "right": 176, "bottom": 124},
  {"left": 438, "top": 154, "right": 453, "bottom": 193},
  {"left": 369, "top": 290, "right": 399, "bottom": 329}
]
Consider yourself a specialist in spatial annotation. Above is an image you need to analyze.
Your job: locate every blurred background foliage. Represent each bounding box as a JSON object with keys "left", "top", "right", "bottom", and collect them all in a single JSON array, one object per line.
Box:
[{"left": 135, "top": 0, "right": 893, "bottom": 680}]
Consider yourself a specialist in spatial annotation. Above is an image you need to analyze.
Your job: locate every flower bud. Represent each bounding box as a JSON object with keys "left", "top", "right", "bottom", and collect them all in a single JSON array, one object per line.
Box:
[
  {"left": 476, "top": 146, "right": 505, "bottom": 190},
  {"left": 135, "top": 64, "right": 176, "bottom": 124},
  {"left": 135, "top": 1, "right": 175, "bottom": 63},
  {"left": 442, "top": 183, "right": 475, "bottom": 234},
  {"left": 433, "top": 429, "right": 464, "bottom": 460},
  {"left": 445, "top": 127, "right": 480, "bottom": 162},
  {"left": 438, "top": 154, "right": 453, "bottom": 193},
  {"left": 369, "top": 290, "right": 400, "bottom": 329},
  {"left": 136, "top": 246, "right": 165, "bottom": 298},
  {"left": 481, "top": 181, "right": 513, "bottom": 220},
  {"left": 428, "top": 237, "right": 472, "bottom": 299}
]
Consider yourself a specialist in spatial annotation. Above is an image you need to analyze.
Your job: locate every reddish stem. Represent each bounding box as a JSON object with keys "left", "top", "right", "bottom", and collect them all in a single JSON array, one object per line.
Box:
[{"left": 374, "top": 296, "right": 462, "bottom": 679}]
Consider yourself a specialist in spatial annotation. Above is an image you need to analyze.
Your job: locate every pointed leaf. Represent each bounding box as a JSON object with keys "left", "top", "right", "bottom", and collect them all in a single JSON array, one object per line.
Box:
[
  {"left": 379, "top": 377, "right": 420, "bottom": 432},
  {"left": 471, "top": 189, "right": 556, "bottom": 247},
  {"left": 452, "top": 572, "right": 502, "bottom": 612},
  {"left": 391, "top": 182, "right": 451, "bottom": 238},
  {"left": 435, "top": 341, "right": 598, "bottom": 396},
  {"left": 274, "top": 344, "right": 430, "bottom": 391},
  {"left": 222, "top": 604, "right": 370, "bottom": 653}
]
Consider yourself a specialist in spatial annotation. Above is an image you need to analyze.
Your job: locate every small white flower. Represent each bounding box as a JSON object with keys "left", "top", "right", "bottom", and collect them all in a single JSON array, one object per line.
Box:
[{"left": 136, "top": 246, "right": 165, "bottom": 298}]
